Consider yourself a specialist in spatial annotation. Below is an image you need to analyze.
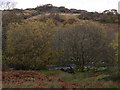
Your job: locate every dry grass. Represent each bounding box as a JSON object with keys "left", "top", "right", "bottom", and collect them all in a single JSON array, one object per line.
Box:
[{"left": 27, "top": 13, "right": 80, "bottom": 21}]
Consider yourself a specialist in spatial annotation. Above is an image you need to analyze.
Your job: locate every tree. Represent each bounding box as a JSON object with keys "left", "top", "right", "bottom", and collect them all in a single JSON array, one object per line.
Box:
[
  {"left": 0, "top": 1, "right": 16, "bottom": 10},
  {"left": 100, "top": 9, "right": 118, "bottom": 23},
  {"left": 4, "top": 19, "right": 56, "bottom": 70},
  {"left": 110, "top": 33, "right": 118, "bottom": 65},
  {"left": 111, "top": 9, "right": 117, "bottom": 14},
  {"left": 52, "top": 21, "right": 115, "bottom": 71},
  {"left": 2, "top": 11, "right": 23, "bottom": 51}
]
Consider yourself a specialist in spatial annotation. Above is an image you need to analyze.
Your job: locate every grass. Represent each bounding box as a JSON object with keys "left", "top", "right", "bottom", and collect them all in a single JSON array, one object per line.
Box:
[
  {"left": 59, "top": 73, "right": 73, "bottom": 82},
  {"left": 3, "top": 81, "right": 39, "bottom": 88},
  {"left": 43, "top": 80, "right": 59, "bottom": 88},
  {"left": 53, "top": 71, "right": 119, "bottom": 88},
  {"left": 38, "top": 70, "right": 63, "bottom": 74},
  {"left": 101, "top": 81, "right": 118, "bottom": 88},
  {"left": 58, "top": 72, "right": 93, "bottom": 83},
  {"left": 3, "top": 81, "right": 19, "bottom": 88},
  {"left": 3, "top": 82, "right": 14, "bottom": 88},
  {"left": 21, "top": 82, "right": 39, "bottom": 88}
]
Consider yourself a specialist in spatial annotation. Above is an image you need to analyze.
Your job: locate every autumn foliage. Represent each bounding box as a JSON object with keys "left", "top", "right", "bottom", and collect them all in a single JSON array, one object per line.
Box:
[
  {"left": 4, "top": 19, "right": 56, "bottom": 70},
  {"left": 2, "top": 18, "right": 117, "bottom": 71}
]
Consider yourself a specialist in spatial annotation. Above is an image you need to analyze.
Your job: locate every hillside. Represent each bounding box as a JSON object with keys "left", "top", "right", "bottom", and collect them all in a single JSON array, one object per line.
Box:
[{"left": 3, "top": 4, "right": 119, "bottom": 23}]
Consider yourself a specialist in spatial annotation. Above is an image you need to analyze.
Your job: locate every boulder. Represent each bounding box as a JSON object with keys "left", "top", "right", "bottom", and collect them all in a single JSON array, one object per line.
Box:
[{"left": 60, "top": 66, "right": 75, "bottom": 74}]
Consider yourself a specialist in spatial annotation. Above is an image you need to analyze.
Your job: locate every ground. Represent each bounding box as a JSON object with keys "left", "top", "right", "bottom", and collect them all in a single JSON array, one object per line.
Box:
[{"left": 2, "top": 70, "right": 120, "bottom": 88}]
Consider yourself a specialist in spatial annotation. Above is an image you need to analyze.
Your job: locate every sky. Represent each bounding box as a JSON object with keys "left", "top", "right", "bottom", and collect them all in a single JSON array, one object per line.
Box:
[{"left": 1, "top": 0, "right": 120, "bottom": 12}]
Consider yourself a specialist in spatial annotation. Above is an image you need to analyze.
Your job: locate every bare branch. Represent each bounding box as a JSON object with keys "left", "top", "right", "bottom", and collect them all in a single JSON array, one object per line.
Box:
[{"left": 0, "top": 1, "right": 16, "bottom": 10}]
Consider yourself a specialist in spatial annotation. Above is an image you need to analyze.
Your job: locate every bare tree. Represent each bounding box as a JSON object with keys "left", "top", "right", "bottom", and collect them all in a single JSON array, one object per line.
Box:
[{"left": 0, "top": 1, "right": 16, "bottom": 10}]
